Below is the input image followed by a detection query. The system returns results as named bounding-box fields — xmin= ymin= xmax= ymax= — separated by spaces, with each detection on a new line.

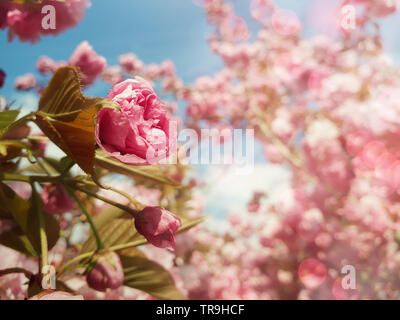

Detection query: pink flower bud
xmin=87 ymin=251 xmax=124 ymax=292
xmin=95 ymin=78 xmax=176 ymax=165
xmin=29 ymin=290 xmax=84 ymax=300
xmin=41 ymin=184 xmax=75 ymax=215
xmin=134 ymin=206 xmax=182 ymax=250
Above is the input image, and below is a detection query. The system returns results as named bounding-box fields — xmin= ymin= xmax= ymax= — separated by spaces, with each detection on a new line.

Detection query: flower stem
xmin=57 ymin=252 xmax=94 ymax=276
xmin=57 ymin=240 xmax=146 ymax=277
xmin=0 ymin=268 xmax=33 ymax=278
xmin=60 ymin=162 xmax=75 ymax=178
xmin=73 ymin=185 xmax=139 ymax=217
xmin=34 ymin=156 xmax=51 ymax=176
xmin=76 ymin=179 xmax=143 ymax=210
xmin=0 ymin=173 xmax=61 ymax=183
xmin=64 ymin=185 xmax=104 ymax=251
xmin=108 ymin=240 xmax=147 ymax=252
xmin=32 ymin=183 xmax=48 ymax=274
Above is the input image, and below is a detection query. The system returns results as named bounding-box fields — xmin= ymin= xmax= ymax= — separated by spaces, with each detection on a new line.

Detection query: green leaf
xmin=0 ymin=184 xmax=38 ymax=256
xmin=34 ymin=67 xmax=107 ymax=175
xmin=26 ymin=205 xmax=60 ymax=254
xmin=0 ymin=143 xmax=7 ymax=156
xmin=0 ymin=110 xmax=20 ymax=137
xmin=37 ymin=67 xmax=99 ymax=116
xmin=81 ymin=208 xmax=137 ymax=253
xmin=20 ymin=157 xmax=74 ymax=176
xmin=0 ymin=182 xmax=30 ymax=232
xmin=120 ymin=248 xmax=186 ymax=300
xmin=0 ymin=140 xmax=33 ymax=162
xmin=0 ymin=231 xmax=38 ymax=257
xmin=19 ymin=158 xmax=59 ymax=176
xmin=179 ymin=215 xmax=209 ymax=233
xmin=0 ymin=182 xmax=60 ymax=253
xmin=95 ymin=149 xmax=180 ymax=187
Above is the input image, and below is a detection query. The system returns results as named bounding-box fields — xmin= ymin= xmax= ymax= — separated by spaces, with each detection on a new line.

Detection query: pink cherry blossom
xmin=3 ymin=0 xmax=400 ymax=301
xmin=250 ymin=0 xmax=275 ymax=23
xmin=298 ymin=259 xmax=327 ymax=289
xmin=6 ymin=181 xmax=31 ymax=200
xmin=145 ymin=64 xmax=163 ymax=79
xmin=331 ymin=277 xmax=359 ymax=300
xmin=69 ymin=41 xmax=107 ymax=85
xmin=348 ymin=0 xmax=399 ymax=17
xmin=160 ymin=60 xmax=176 ymax=77
xmin=14 ymin=73 xmax=36 ymax=90
xmin=271 ymin=9 xmax=301 ymax=36
xmin=36 ymin=56 xmax=58 ymax=75
xmin=119 ymin=53 xmax=144 ymax=74
xmin=41 ymin=184 xmax=75 ymax=215
xmin=0 ymin=0 xmax=89 ymax=43
xmin=0 ymin=245 xmax=36 ymax=300
xmin=95 ymin=78 xmax=175 ymax=165
xmin=101 ymin=66 xmax=124 ymax=86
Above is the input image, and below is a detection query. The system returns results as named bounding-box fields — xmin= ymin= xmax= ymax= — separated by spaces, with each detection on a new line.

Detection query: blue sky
xmin=1 ymin=0 xmax=400 ymax=218
xmin=0 ymin=0 xmax=221 ymax=97
xmin=1 ymin=0 xmax=400 ymax=97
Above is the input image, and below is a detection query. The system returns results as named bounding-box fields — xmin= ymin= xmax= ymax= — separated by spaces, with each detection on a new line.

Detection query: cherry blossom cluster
xmin=161 ymin=0 xmax=400 ymax=300
xmin=3 ymin=0 xmax=400 ymax=300
xmin=0 ymin=0 xmax=89 ymax=43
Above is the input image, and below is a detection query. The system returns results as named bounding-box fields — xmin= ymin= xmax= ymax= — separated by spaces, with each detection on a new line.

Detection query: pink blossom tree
xmin=1 ymin=0 xmax=400 ymax=300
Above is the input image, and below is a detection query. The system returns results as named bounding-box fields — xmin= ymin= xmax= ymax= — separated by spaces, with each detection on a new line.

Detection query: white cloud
xmin=199 ymin=163 xmax=291 ymax=217
xmin=11 ymin=92 xmax=39 ymax=114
